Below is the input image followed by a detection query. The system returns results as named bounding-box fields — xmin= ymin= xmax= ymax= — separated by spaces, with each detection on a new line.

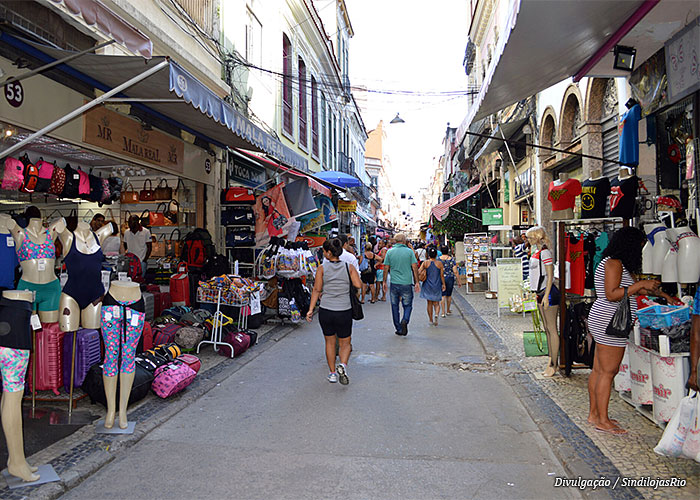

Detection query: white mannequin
xmin=103 ymin=281 xmax=141 ymax=430
xmin=619 ymin=167 xmax=633 ymax=179
xmin=642 ymin=223 xmax=669 ymax=275
xmin=526 ymin=226 xmax=559 ymax=377
xmin=58 ymin=221 xmax=113 ymax=332
xmin=662 ymin=228 xmax=680 ymax=283
xmin=589 ymin=167 xmax=603 ymax=181
xmin=1 ymin=289 xmax=39 ymax=482
xmin=674 ymin=226 xmax=700 ymax=284
xmin=551 ymin=172 xmax=575 ymax=220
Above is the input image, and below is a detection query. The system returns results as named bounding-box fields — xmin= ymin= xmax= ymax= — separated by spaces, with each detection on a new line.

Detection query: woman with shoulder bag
xmin=306 ymin=238 xmax=362 ymax=385
xmin=418 ymin=246 xmax=446 ymax=326
xmin=359 ymin=242 xmax=378 ymax=304
xmin=587 ymin=227 xmax=660 ymax=435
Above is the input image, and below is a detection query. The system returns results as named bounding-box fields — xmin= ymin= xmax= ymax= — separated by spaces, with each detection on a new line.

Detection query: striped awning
xmin=431 ymin=183 xmax=482 ymax=221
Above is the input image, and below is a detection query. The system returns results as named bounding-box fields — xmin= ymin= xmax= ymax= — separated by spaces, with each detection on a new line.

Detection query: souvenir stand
xmin=462 ymin=232 xmax=488 ymax=292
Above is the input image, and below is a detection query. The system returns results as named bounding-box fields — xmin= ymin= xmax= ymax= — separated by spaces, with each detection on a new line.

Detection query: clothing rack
xmin=556 ymin=217 xmax=627 ymax=375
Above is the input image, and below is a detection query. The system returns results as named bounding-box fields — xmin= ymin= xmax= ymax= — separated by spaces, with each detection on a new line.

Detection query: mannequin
xmin=581 ymin=167 xmax=610 ymax=219
xmin=526 ymin=226 xmax=559 ymax=377
xmin=662 ymin=228 xmax=679 ymax=283
xmin=642 ymin=223 xmax=669 ymax=275
xmin=1 ymin=289 xmax=39 ymax=482
xmin=548 ymin=172 xmax=581 ymax=220
xmin=59 ymin=221 xmax=114 ymax=332
xmin=674 ymin=226 xmax=700 ymax=283
xmin=0 ymin=209 xmax=66 ymax=322
xmin=101 ymin=281 xmax=143 ymax=429
xmin=609 ymin=167 xmax=638 ymax=219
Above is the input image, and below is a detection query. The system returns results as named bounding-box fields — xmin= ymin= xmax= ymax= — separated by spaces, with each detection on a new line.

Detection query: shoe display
xmin=328 ymin=372 xmax=338 ymax=383
xmin=336 ymin=363 xmax=349 ymax=385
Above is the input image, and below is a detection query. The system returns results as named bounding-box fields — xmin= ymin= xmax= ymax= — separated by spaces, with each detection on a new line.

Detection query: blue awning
xmin=1 ymin=33 xmax=308 ymax=171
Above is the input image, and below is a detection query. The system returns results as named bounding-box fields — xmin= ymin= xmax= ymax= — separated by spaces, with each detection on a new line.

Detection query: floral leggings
xmin=100 ymin=299 xmax=145 ymax=377
xmin=0 ymin=347 xmax=30 ymax=392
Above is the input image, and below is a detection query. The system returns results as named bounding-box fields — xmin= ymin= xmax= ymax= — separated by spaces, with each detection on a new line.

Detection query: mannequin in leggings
xmin=100 ymin=281 xmax=144 ymax=429
xmin=0 ymin=290 xmax=39 ymax=482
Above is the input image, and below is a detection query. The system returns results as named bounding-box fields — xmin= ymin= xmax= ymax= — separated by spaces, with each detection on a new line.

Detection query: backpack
xmin=124 ymin=252 xmax=143 ymax=282
xmin=20 ymin=160 xmax=39 ymax=193
xmin=181 ymin=228 xmax=215 ymax=269
xmin=359 ymin=255 xmax=369 ymax=272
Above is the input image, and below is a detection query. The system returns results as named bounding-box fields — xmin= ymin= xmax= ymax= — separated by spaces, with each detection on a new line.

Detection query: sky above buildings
xmin=349 ymin=0 xmax=469 ymax=214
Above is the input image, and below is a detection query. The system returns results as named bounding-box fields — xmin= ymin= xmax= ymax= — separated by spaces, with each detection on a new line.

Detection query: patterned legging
xmin=0 ymin=347 xmax=30 ymax=392
xmin=100 ymin=303 xmax=145 ymax=377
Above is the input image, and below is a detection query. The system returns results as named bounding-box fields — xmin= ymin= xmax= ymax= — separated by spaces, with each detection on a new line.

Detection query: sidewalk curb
xmin=8 ymin=323 xmax=297 ymax=500
xmin=452 ymin=289 xmax=642 ymax=500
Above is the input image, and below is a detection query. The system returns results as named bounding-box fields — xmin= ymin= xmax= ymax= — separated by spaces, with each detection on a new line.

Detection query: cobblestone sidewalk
xmin=453 ymin=288 xmax=700 ymax=500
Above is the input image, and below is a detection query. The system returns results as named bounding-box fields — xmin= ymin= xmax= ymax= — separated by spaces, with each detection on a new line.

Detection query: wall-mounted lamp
xmin=390 ymin=113 xmax=405 ymax=124
xmin=613 ymin=45 xmax=636 ymax=71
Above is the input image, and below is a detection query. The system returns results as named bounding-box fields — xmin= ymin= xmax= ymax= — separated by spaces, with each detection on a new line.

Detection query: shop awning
xmin=474 ymin=118 xmax=527 ymax=160
xmin=457 ymin=0 xmax=650 ymax=142
xmin=431 ymin=183 xmax=482 ymax=221
xmin=0 ymin=33 xmax=308 ymax=171
xmin=48 ymin=0 xmax=153 ymax=58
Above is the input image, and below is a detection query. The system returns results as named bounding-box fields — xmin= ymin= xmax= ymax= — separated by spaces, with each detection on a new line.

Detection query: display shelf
xmin=556 ymin=217 xmax=625 ymax=225
xmin=224 ymin=225 xmax=255 ymax=228
xmin=618 ymin=390 xmax=660 ymax=426
xmin=120 ymin=200 xmax=190 ymax=205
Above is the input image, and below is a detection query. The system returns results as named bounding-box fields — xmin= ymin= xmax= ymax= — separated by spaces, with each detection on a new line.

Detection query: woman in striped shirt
xmin=587 ymin=227 xmax=660 ymax=435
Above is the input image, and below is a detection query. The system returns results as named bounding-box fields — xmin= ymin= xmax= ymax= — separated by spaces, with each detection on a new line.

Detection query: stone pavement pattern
xmin=61 ymin=296 xmax=576 ymax=500
xmin=454 ymin=289 xmax=700 ymax=500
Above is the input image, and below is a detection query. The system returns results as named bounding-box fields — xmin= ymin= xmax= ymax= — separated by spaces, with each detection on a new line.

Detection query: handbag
xmin=164 ymin=200 xmax=179 ymax=226
xmin=418 ymin=263 xmax=427 ymax=282
xmin=35 ymin=160 xmax=54 ymax=193
xmin=2 ymin=157 xmax=25 ymax=191
xmin=140 ymin=179 xmax=155 ymax=201
xmin=62 ymin=163 xmax=80 ymax=198
xmin=149 ymin=204 xmax=166 ymax=227
xmin=154 ymin=178 xmax=172 ymax=200
xmin=121 ymin=182 xmax=139 ymax=204
xmin=605 ymin=286 xmax=632 ymax=339
xmin=166 ymin=229 xmax=181 ymax=256
xmin=140 ymin=209 xmax=151 ymax=228
xmin=49 ymin=163 xmax=66 ymax=196
xmin=151 ymin=234 xmax=166 ymax=257
xmin=345 ymin=263 xmax=364 ymax=320
xmin=175 ymin=178 xmax=190 ymax=203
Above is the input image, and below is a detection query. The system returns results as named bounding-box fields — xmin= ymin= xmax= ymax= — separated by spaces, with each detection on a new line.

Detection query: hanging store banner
xmin=665 ymin=18 xmax=700 ymax=104
xmin=338 ymin=200 xmax=357 ymax=212
xmin=83 ymin=106 xmax=184 ymax=172
xmin=227 ymin=151 xmax=266 ymax=188
xmin=253 ymin=183 xmax=292 ymax=247
xmin=482 ymin=208 xmax=503 ymax=225
xmin=296 ymin=195 xmax=337 ymax=233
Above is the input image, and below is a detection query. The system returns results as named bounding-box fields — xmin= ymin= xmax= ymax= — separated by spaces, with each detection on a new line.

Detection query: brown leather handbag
xmin=149 ymin=204 xmax=166 ymax=226
xmin=121 ymin=182 xmax=138 ymax=204
xmin=165 ymin=228 xmax=181 ymax=256
xmin=151 ymin=234 xmax=166 ymax=257
xmin=154 ymin=178 xmax=172 ymax=200
xmin=163 ymin=200 xmax=179 ymax=226
xmin=139 ymin=179 xmax=155 ymax=201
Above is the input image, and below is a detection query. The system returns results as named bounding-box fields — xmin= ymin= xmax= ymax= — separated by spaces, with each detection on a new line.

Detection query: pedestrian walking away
xmin=438 ymin=245 xmax=458 ymax=317
xmin=419 ymin=246 xmax=446 ymax=326
xmin=375 ymin=240 xmax=389 ymax=301
xmin=587 ymin=227 xmax=659 ymax=435
xmin=383 ymin=233 xmax=420 ymax=336
xmin=307 ymin=238 xmax=363 ymax=385
xmin=359 ymin=242 xmax=377 ymax=303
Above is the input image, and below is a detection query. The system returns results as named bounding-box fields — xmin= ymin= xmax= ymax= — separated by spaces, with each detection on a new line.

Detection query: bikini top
xmin=17 ymin=229 xmax=56 ymax=261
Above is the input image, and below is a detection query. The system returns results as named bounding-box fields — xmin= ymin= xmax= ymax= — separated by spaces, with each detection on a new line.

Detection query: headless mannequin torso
xmin=674 ymin=226 xmax=700 ymax=284
xmin=642 ymin=223 xmax=669 ymax=275
xmin=551 ymin=172 xmax=575 ymax=220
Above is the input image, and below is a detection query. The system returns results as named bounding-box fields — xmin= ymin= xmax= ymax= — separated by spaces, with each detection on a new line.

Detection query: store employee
xmin=123 ymin=215 xmax=152 ymax=275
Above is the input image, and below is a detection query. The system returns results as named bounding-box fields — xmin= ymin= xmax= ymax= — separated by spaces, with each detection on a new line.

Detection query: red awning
xmin=431 ymin=183 xmax=482 ymax=221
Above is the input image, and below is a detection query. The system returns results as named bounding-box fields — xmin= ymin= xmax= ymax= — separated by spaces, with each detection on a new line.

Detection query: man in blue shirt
xmin=383 ymin=233 xmax=420 ymax=336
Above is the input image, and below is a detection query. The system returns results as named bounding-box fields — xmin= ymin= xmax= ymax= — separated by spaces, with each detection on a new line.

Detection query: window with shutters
xmin=298 ymin=57 xmax=307 ymax=150
xmin=311 ymin=76 xmax=319 ymax=158
xmin=282 ymin=34 xmax=293 ymax=138
xmin=321 ymin=92 xmax=327 ymax=167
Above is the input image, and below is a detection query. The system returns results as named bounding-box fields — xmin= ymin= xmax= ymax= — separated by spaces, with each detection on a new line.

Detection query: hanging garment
xmin=580 ymin=177 xmax=611 ymax=219
xmin=609 ymin=176 xmax=638 ymax=219
xmin=566 ymin=234 xmax=585 ymax=296
xmin=593 ymin=232 xmax=609 ymax=271
xmin=619 ymin=104 xmax=641 ymax=166
xmin=0 ymin=233 xmax=18 ymax=289
xmin=548 ymin=179 xmax=582 ymax=212
xmin=583 ymin=233 xmax=598 ymax=290
xmin=564 ymin=302 xmax=596 ymax=376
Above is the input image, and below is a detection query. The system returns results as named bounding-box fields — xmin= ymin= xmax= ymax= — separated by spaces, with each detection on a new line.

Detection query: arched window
xmin=282 ymin=34 xmax=293 ymax=136
xmin=298 ymin=56 xmax=307 ymax=148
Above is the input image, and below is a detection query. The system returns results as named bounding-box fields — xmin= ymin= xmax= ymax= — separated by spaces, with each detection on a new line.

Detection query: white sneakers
xmin=328 ymin=372 xmax=338 ymax=383
xmin=336 ymin=363 xmax=349 ymax=385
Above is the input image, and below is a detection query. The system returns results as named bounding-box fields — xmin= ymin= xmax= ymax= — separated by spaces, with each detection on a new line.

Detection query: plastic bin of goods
xmin=636 ymin=305 xmax=690 ymax=329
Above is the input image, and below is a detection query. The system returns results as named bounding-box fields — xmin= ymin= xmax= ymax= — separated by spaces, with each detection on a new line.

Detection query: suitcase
xmin=178 ymin=353 xmax=201 ymax=373
xmin=153 ymin=323 xmax=182 ymax=346
xmin=170 ymin=263 xmax=190 ymax=306
xmin=142 ymin=292 xmax=155 ymax=322
xmin=145 ymin=285 xmax=163 ymax=318
xmin=218 ymin=330 xmax=250 ymax=358
xmin=151 ymin=360 xmax=197 ymax=398
xmin=137 ymin=321 xmax=154 ymax=354
xmin=27 ymin=322 xmax=65 ymax=396
xmin=244 ymin=330 xmax=258 ymax=347
xmin=62 ymin=329 xmax=101 ymax=392
xmin=161 ymin=291 xmax=172 ymax=311
xmin=82 ymin=363 xmax=154 ymax=407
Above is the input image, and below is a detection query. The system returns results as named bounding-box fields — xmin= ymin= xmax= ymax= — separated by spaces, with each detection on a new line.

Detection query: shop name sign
xmin=83 ymin=107 xmax=184 ymax=172
xmin=227 ymin=152 xmax=266 ymax=188
xmin=232 ymin=114 xmax=308 ymax=172
xmin=338 ymin=200 xmax=357 ymax=212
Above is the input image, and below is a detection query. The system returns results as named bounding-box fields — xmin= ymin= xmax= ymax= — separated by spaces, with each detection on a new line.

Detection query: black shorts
xmin=319 ymin=308 xmax=353 ymax=339
xmin=361 ymin=270 xmax=375 ymax=284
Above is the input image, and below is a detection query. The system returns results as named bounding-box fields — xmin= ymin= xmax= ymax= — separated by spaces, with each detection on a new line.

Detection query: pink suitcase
xmin=27 ymin=322 xmax=65 ymax=395
xmin=151 ymin=360 xmax=196 ymax=398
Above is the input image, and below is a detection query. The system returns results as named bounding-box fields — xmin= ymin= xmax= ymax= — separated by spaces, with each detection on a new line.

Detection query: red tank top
xmin=566 ymin=234 xmax=585 ymax=296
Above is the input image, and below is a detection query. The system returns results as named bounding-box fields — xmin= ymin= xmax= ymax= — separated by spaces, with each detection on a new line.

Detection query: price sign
xmin=4 ymin=81 xmax=24 ymax=108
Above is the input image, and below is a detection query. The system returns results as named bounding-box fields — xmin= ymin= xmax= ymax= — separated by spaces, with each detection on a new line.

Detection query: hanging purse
xmin=149 ymin=204 xmax=166 ymax=227
xmin=107 ymin=177 xmax=123 ymax=204
xmin=345 ymin=263 xmax=364 ymax=320
xmin=140 ymin=209 xmax=151 ymax=228
xmin=62 ymin=163 xmax=81 ymax=198
xmin=121 ymin=182 xmax=139 ymax=204
xmin=164 ymin=200 xmax=179 ymax=226
xmin=151 ymin=234 xmax=166 ymax=257
xmin=166 ymin=229 xmax=181 ymax=256
xmin=121 ymin=210 xmax=132 ymax=234
xmin=605 ymin=286 xmax=632 ymax=338
xmin=35 ymin=160 xmax=54 ymax=193
xmin=140 ymin=179 xmax=155 ymax=201
xmin=49 ymin=163 xmax=66 ymax=196
xmin=154 ymin=178 xmax=172 ymax=200
xmin=87 ymin=172 xmax=103 ymax=202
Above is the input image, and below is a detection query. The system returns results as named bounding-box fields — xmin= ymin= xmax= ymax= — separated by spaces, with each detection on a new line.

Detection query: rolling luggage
xmin=62 ymin=329 xmax=101 ymax=392
xmin=217 ymin=330 xmax=250 ymax=358
xmin=153 ymin=323 xmax=182 ymax=346
xmin=27 ymin=322 xmax=65 ymax=396
xmin=178 ymin=353 xmax=201 ymax=373
xmin=82 ymin=363 xmax=154 ymax=407
xmin=170 ymin=263 xmax=190 ymax=306
xmin=161 ymin=291 xmax=172 ymax=311
xmin=137 ymin=321 xmax=154 ymax=354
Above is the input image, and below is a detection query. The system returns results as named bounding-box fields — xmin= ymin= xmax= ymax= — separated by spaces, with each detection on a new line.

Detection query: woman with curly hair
xmin=587 ymin=227 xmax=660 ymax=435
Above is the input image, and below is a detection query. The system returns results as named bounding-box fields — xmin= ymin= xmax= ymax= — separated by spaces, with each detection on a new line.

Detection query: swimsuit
xmin=17 ymin=229 xmax=56 ymax=261
xmin=16 ymin=279 xmax=61 ymax=312
xmin=62 ymin=232 xmax=105 ymax=309
xmin=100 ymin=293 xmax=145 ymax=377
xmin=0 ymin=298 xmax=33 ymax=392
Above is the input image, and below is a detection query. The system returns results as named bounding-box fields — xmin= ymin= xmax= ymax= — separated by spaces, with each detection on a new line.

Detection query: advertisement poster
xmin=297 ymin=195 xmax=337 ymax=233
xmin=254 ymin=183 xmax=292 ymax=247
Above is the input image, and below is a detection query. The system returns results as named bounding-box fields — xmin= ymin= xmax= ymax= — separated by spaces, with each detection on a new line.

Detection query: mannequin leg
xmin=538 ymin=302 xmax=560 ymax=377
xmin=102 ymin=375 xmax=117 ymax=429
xmin=118 ymin=372 xmax=135 ymax=429
xmin=2 ymin=392 xmax=39 ymax=482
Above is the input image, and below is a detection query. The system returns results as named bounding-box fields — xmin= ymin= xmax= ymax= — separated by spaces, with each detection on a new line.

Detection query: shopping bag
xmin=523 ymin=330 xmax=548 ymax=357
xmin=654 ymin=390 xmax=697 ymax=458
xmin=680 ymin=391 xmax=700 ymax=462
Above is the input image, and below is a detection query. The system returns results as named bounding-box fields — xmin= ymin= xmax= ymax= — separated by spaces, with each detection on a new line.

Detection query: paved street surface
xmin=62 ymin=295 xmax=576 ymax=500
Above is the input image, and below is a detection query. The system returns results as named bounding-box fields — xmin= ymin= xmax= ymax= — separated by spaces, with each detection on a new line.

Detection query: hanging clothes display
xmin=547 ymin=179 xmax=581 ymax=212
xmin=609 ymin=176 xmax=638 ymax=218
xmin=566 ymin=234 xmax=585 ymax=296
xmin=580 ymin=177 xmax=611 ymax=219
xmin=593 ymin=231 xmax=609 ymax=272
xmin=619 ymin=103 xmax=641 ymax=166
xmin=0 ymin=234 xmax=18 ymax=290
xmin=563 ymin=301 xmax=596 ymax=376
xmin=583 ymin=232 xmax=598 ymax=290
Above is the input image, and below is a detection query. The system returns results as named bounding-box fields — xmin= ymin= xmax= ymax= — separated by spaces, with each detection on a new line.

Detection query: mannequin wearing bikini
xmin=642 ymin=223 xmax=669 ymax=275
xmin=58 ymin=221 xmax=114 ymax=332
xmin=526 ymin=227 xmax=560 ymax=377
xmin=0 ymin=210 xmax=66 ymax=323
xmin=1 ymin=289 xmax=39 ymax=482
xmin=102 ymin=281 xmax=143 ymax=429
